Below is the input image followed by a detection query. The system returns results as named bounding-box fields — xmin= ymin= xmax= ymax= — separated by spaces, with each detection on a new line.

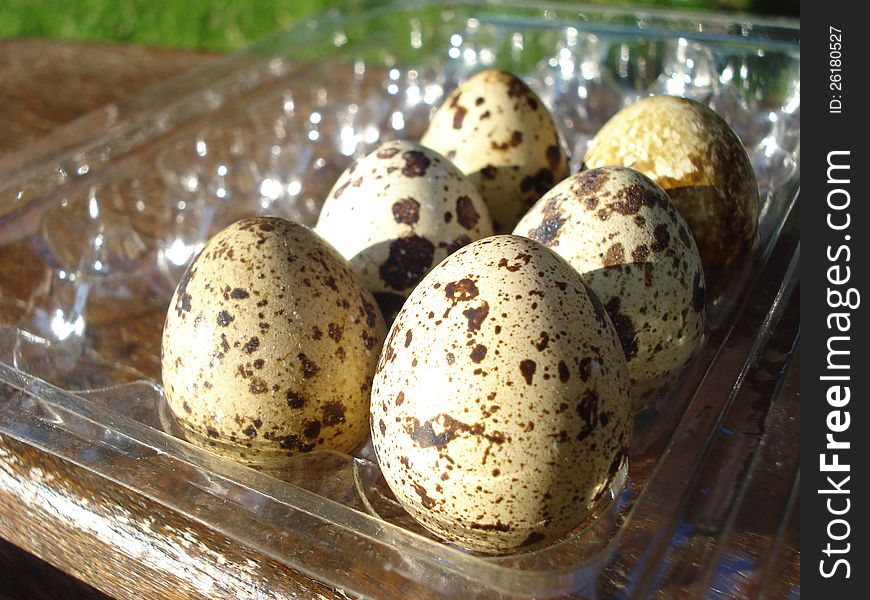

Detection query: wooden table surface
xmin=0 ymin=38 xmax=214 ymax=599
xmin=0 ymin=37 xmax=800 ymax=600
xmin=0 ymin=39 xmax=216 ymax=156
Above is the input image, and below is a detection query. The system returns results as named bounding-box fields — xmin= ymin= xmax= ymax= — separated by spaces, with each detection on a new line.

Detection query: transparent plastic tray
xmin=0 ymin=1 xmax=799 ymax=597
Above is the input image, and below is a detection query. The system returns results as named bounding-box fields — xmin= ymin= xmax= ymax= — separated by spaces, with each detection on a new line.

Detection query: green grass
xmin=0 ymin=0 xmax=338 ymax=50
xmin=0 ymin=0 xmax=798 ymax=51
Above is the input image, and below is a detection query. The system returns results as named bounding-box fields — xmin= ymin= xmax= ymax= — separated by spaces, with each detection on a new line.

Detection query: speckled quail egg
xmin=161 ymin=217 xmax=386 ymax=471
xmin=420 ymin=70 xmax=570 ymax=234
xmin=514 ymin=167 xmax=706 ymax=411
xmin=370 ymin=235 xmax=632 ymax=554
xmin=316 ymin=141 xmax=494 ymax=323
xmin=582 ymin=95 xmax=758 ymax=274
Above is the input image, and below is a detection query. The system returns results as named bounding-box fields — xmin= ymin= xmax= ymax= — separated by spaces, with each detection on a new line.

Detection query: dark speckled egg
xmin=370 ymin=235 xmax=631 ymax=554
xmin=316 ymin=141 xmax=493 ymax=323
xmin=514 ymin=167 xmax=706 ymax=412
xmin=161 ymin=217 xmax=386 ymax=471
xmin=421 ymin=70 xmax=570 ymax=234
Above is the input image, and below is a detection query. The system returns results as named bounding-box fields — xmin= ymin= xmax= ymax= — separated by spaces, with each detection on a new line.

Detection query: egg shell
xmin=370 ymin=235 xmax=631 ymax=554
xmin=514 ymin=167 xmax=706 ymax=411
xmin=161 ymin=217 xmax=386 ymax=469
xmin=316 ymin=141 xmax=494 ymax=322
xmin=582 ymin=95 xmax=758 ymax=274
xmin=420 ymin=70 xmax=570 ymax=234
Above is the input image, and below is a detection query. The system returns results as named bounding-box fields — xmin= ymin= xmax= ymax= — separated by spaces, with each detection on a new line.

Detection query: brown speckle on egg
xmin=520 ymin=168 xmax=555 ymax=197
xmin=378 ymin=236 xmax=435 ymax=291
xmin=402 ymin=150 xmax=431 ymax=177
xmin=452 ymin=106 xmax=467 ymax=129
xmin=377 ymin=147 xmax=400 ymax=159
xmin=392 ymin=198 xmax=420 ymax=225
xmin=462 ymin=301 xmax=489 ymax=331
xmin=455 ymin=196 xmax=480 ymax=229
xmin=518 ymin=359 xmax=536 ymax=385
xmin=526 ymin=199 xmax=567 ymax=246
xmin=470 ymin=344 xmax=487 ymax=363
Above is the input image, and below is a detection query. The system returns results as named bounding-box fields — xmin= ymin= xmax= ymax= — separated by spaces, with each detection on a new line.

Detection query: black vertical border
xmin=802 ymin=2 xmax=868 ymax=597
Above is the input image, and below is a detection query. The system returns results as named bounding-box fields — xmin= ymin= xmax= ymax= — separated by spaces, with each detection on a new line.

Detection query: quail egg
xmin=161 ymin=217 xmax=386 ymax=471
xmin=316 ymin=141 xmax=493 ymax=322
xmin=421 ymin=70 xmax=570 ymax=234
xmin=514 ymin=167 xmax=706 ymax=411
xmin=582 ymin=95 xmax=758 ymax=273
xmin=370 ymin=235 xmax=631 ymax=553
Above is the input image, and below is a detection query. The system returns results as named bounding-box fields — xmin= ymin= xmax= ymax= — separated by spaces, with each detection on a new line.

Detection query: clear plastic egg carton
xmin=0 ymin=1 xmax=799 ymax=598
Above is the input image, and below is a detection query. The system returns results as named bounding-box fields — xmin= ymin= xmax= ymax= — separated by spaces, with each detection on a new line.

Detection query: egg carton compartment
xmin=0 ymin=2 xmax=799 ymax=598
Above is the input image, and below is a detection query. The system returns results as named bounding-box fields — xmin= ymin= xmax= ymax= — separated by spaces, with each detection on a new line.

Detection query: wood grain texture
xmin=0 ymin=434 xmax=349 ymax=600
xmin=0 ymin=39 xmax=217 ymax=156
